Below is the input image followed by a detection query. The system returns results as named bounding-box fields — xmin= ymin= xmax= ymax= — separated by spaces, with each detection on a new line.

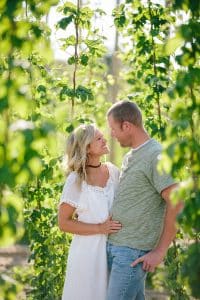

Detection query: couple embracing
xmin=58 ymin=101 xmax=182 ymax=300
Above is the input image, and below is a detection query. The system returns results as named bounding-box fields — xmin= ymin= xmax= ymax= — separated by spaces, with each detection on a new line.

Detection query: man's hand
xmin=130 ymin=249 xmax=165 ymax=272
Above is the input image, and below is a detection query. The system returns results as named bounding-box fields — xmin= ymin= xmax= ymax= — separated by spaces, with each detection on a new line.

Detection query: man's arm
xmin=131 ymin=184 xmax=183 ymax=272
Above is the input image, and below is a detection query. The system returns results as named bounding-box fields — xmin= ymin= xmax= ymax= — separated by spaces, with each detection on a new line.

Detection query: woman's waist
xmin=70 ymin=234 xmax=108 ymax=249
xmin=78 ymin=215 xmax=109 ymax=224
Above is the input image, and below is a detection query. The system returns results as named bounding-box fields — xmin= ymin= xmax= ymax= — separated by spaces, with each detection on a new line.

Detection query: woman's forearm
xmin=58 ymin=215 xmax=122 ymax=235
xmin=59 ymin=219 xmax=101 ymax=235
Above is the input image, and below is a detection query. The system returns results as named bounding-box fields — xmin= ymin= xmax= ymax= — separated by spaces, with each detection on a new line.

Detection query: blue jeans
xmin=106 ymin=242 xmax=149 ymax=300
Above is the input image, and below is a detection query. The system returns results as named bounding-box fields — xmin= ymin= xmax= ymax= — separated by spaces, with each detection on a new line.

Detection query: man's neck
xmin=131 ymin=131 xmax=151 ymax=149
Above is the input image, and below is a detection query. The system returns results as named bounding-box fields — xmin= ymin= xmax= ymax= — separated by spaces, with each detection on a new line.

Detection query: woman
xmin=58 ymin=124 xmax=121 ymax=300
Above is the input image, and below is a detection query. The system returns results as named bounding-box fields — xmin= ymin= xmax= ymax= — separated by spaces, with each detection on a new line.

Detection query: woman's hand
xmin=98 ymin=216 xmax=122 ymax=234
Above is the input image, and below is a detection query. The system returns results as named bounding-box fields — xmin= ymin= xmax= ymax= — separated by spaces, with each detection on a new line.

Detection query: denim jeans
xmin=106 ymin=242 xmax=149 ymax=300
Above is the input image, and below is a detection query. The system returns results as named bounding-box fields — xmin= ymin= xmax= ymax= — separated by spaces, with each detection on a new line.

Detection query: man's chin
xmin=118 ymin=140 xmax=131 ymax=147
xmin=119 ymin=142 xmax=127 ymax=147
xmin=115 ymin=139 xmax=128 ymax=147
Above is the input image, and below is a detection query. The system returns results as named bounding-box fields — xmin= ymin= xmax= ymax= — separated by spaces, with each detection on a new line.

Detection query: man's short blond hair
xmin=107 ymin=101 xmax=143 ymax=127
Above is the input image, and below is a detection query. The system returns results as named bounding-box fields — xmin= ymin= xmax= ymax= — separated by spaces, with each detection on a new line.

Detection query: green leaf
xmin=80 ymin=54 xmax=89 ymax=66
xmin=57 ymin=2 xmax=77 ymax=14
xmin=112 ymin=4 xmax=126 ymax=29
xmin=37 ymin=84 xmax=46 ymax=93
xmin=60 ymin=35 xmax=76 ymax=48
xmin=75 ymin=85 xmax=94 ymax=102
xmin=65 ymin=124 xmax=74 ymax=133
xmin=57 ymin=16 xmax=73 ymax=30
xmin=165 ymin=34 xmax=184 ymax=55
xmin=67 ymin=56 xmax=78 ymax=65
xmin=60 ymin=86 xmax=75 ymax=100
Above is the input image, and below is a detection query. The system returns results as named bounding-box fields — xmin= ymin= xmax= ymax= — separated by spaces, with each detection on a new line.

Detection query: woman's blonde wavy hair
xmin=66 ymin=124 xmax=97 ymax=183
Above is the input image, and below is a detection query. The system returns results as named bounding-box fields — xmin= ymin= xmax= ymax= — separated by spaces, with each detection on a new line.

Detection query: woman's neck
xmin=87 ymin=156 xmax=101 ymax=166
xmin=86 ymin=156 xmax=102 ymax=173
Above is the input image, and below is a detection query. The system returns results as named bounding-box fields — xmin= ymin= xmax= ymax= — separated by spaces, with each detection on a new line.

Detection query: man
xmin=106 ymin=101 xmax=183 ymax=300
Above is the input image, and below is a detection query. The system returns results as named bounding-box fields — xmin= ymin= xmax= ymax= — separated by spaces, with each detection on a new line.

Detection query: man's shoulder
xmin=147 ymin=138 xmax=161 ymax=149
xmin=147 ymin=139 xmax=162 ymax=155
xmin=131 ymin=139 xmax=162 ymax=161
xmin=139 ymin=140 xmax=162 ymax=170
xmin=121 ymin=140 xmax=163 ymax=171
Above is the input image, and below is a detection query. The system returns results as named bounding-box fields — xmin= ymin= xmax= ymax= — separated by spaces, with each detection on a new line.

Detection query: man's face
xmin=108 ymin=115 xmax=132 ymax=147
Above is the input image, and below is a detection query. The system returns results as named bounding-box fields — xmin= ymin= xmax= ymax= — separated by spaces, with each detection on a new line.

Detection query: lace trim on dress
xmin=82 ymin=162 xmax=114 ymax=192
xmin=82 ymin=174 xmax=112 ymax=192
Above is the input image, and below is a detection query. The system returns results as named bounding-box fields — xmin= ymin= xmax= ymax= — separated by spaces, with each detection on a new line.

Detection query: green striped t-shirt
xmin=108 ymin=139 xmax=175 ymax=250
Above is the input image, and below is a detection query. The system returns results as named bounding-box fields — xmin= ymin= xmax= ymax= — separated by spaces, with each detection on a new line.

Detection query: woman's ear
xmin=86 ymin=145 xmax=90 ymax=154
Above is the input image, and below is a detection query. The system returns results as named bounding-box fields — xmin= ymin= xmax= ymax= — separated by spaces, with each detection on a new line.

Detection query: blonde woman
xmin=58 ymin=124 xmax=121 ymax=300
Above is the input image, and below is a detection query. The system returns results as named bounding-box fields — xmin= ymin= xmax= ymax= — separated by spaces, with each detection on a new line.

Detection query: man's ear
xmin=122 ymin=121 xmax=132 ymax=131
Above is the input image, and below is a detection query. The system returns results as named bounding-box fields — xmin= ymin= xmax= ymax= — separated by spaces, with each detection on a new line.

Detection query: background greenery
xmin=0 ymin=0 xmax=199 ymax=299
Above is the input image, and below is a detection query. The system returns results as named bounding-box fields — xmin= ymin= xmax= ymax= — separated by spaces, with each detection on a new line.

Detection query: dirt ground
xmin=0 ymin=245 xmax=29 ymax=271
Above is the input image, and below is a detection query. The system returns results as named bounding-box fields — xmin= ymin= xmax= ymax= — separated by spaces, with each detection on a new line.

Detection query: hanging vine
xmin=113 ymin=0 xmax=173 ymax=139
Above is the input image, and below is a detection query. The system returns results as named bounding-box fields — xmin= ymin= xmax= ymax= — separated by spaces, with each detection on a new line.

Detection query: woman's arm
xmin=58 ymin=203 xmax=122 ymax=235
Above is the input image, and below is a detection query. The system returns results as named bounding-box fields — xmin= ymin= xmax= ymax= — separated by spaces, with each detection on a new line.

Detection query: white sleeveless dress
xmin=60 ymin=162 xmax=119 ymax=300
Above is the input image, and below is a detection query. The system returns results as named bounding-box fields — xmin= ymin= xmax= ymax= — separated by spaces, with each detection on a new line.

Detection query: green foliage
xmin=56 ymin=1 xmax=106 ymax=112
xmin=113 ymin=0 xmax=173 ymax=140
xmin=0 ymin=273 xmax=23 ymax=300
xmin=75 ymin=85 xmax=94 ymax=101
xmin=1 ymin=0 xmax=199 ymax=298
xmin=164 ymin=240 xmax=190 ymax=299
xmin=181 ymin=242 xmax=200 ymax=299
xmin=0 ymin=0 xmax=59 ymax=244
xmin=0 ymin=0 xmax=109 ymax=298
xmin=163 ymin=0 xmax=200 ymax=234
xmin=0 ymin=0 xmax=62 ymax=298
xmin=112 ymin=4 xmax=127 ymax=29
xmin=22 ymin=173 xmax=70 ymax=299
xmin=162 ymin=3 xmax=200 ymax=296
xmin=0 ymin=191 xmax=24 ymax=246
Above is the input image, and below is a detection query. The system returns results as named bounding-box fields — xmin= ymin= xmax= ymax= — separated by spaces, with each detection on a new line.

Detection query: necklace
xmin=86 ymin=162 xmax=101 ymax=168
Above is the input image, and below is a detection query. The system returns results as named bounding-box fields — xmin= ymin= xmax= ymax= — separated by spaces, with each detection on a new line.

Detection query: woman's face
xmin=87 ymin=130 xmax=109 ymax=157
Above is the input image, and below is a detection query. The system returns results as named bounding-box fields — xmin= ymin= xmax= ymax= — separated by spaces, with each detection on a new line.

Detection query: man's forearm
xmin=131 ymin=185 xmax=184 ymax=272
xmin=155 ymin=184 xmax=184 ymax=255
xmin=154 ymin=202 xmax=182 ymax=256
